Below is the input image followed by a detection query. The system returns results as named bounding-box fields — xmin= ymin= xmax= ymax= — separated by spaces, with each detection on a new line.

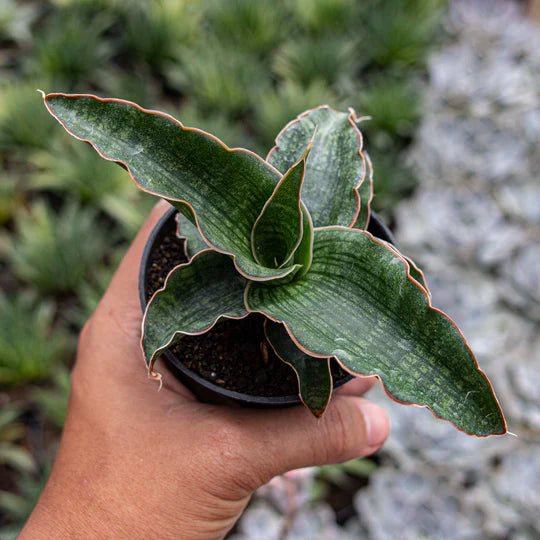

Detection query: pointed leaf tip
xmin=43 ymin=93 xmax=294 ymax=281
xmin=249 ymin=227 xmax=506 ymax=436
xmin=267 ymin=106 xmax=370 ymax=228
xmin=251 ymin=158 xmax=306 ymax=269
xmin=265 ymin=319 xmax=332 ymax=417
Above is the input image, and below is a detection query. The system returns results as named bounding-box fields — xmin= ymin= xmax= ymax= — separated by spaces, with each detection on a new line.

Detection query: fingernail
xmin=359 ymin=401 xmax=389 ymax=447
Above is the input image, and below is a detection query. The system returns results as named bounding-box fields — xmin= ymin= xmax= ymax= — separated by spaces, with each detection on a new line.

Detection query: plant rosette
xmin=41 ymin=92 xmax=507 ymax=437
xmin=138 ymin=205 xmax=395 ymax=408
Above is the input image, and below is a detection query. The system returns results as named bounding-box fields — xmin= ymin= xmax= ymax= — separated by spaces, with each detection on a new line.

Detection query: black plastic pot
xmin=139 ymin=206 xmax=395 ymax=407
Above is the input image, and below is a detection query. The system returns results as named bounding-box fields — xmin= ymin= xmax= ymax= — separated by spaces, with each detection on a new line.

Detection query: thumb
xmin=228 ymin=394 xmax=389 ymax=490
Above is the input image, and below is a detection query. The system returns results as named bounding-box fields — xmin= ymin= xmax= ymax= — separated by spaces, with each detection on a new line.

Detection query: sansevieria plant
xmin=41 ymin=92 xmax=506 ymax=437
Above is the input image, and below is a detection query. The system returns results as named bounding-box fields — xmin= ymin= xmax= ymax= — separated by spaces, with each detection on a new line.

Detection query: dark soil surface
xmin=144 ymin=212 xmax=347 ymax=397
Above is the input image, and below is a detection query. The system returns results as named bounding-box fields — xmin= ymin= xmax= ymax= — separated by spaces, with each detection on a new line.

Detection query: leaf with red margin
xmin=376 ymin=238 xmax=431 ymax=299
xmin=42 ymin=93 xmax=299 ymax=281
xmin=142 ymin=250 xmax=248 ymax=373
xmin=246 ymin=227 xmax=506 ymax=436
xmin=267 ymin=106 xmax=371 ymax=228
xmin=265 ymin=319 xmax=332 ymax=418
xmin=251 ymin=157 xmax=305 ymax=269
xmin=292 ymin=203 xmax=314 ymax=279
xmin=404 ymin=255 xmax=430 ymax=297
xmin=352 ymin=150 xmax=374 ymax=230
xmin=175 ymin=212 xmax=209 ymax=260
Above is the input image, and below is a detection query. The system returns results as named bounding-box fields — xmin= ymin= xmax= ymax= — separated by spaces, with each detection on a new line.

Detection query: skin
xmin=21 ymin=201 xmax=389 ymax=540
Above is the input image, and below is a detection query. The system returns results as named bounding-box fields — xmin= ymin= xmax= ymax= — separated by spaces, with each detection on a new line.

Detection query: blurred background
xmin=0 ymin=0 xmax=538 ymax=538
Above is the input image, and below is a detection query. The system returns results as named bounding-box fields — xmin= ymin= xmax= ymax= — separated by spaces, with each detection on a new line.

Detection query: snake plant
xmin=41 ymin=92 xmax=506 ymax=436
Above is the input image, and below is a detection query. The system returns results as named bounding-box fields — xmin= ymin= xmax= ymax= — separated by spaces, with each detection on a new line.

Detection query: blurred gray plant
xmin=348 ymin=1 xmax=540 ymax=538
xmin=354 ymin=467 xmax=525 ymax=540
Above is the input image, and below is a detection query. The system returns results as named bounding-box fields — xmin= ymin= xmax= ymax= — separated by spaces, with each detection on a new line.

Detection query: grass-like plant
xmin=273 ymin=36 xmax=355 ymax=88
xmin=0 ymin=292 xmax=69 ymax=385
xmin=33 ymin=367 xmax=71 ymax=429
xmin=5 ymin=200 xmax=112 ymax=294
xmin=255 ymin=80 xmax=338 ymax=149
xmin=29 ymin=138 xmax=131 ymax=205
xmin=0 ymin=405 xmax=36 ymax=474
xmin=0 ymin=81 xmax=57 ymax=152
xmin=207 ymin=0 xmax=286 ymax=56
xmin=292 ymin=0 xmax=358 ymax=36
xmin=356 ymin=75 xmax=420 ymax=136
xmin=359 ymin=0 xmax=445 ymax=68
xmin=0 ymin=174 xmax=21 ymax=225
xmin=0 ymin=465 xmax=50 ymax=539
xmin=41 ymin=92 xmax=506 ymax=436
xmin=173 ymin=44 xmax=271 ymax=115
xmin=68 ymin=250 xmax=123 ymax=327
xmin=121 ymin=0 xmax=201 ymax=71
xmin=28 ymin=9 xmax=114 ymax=90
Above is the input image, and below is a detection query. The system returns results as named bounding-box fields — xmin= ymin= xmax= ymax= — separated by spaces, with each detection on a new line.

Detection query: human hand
xmin=21 ymin=201 xmax=389 ymax=540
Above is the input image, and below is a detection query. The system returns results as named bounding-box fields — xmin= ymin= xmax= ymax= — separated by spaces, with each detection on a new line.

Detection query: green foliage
xmin=369 ymin=149 xmax=418 ymax=215
xmin=172 ymin=45 xmax=271 ymax=115
xmin=292 ymin=0 xmax=358 ymax=36
xmin=0 ymin=466 xmax=50 ymax=539
xmin=27 ymin=8 xmax=114 ymax=89
xmin=273 ymin=36 xmax=354 ymax=88
xmin=0 ymin=405 xmax=36 ymax=474
xmin=359 ymin=0 xmax=446 ymax=68
xmin=33 ymin=367 xmax=71 ymax=429
xmin=0 ymin=81 xmax=57 ymax=152
xmin=44 ymin=94 xmax=505 ymax=436
xmin=5 ymin=200 xmax=112 ymax=294
xmin=207 ymin=0 xmax=286 ymax=56
xmin=100 ymin=190 xmax=156 ymax=240
xmin=100 ymin=69 xmax=156 ymax=109
xmin=68 ymin=250 xmax=123 ymax=327
xmin=0 ymin=292 xmax=69 ymax=385
xmin=174 ymin=102 xmax=251 ymax=149
xmin=266 ymin=320 xmax=331 ymax=416
xmin=357 ymin=76 xmax=421 ymax=136
xmin=29 ymin=139 xmax=132 ymax=206
xmin=0 ymin=174 xmax=21 ymax=225
xmin=312 ymin=457 xmax=377 ymax=500
xmin=255 ymin=81 xmax=338 ymax=150
xmin=0 ymin=0 xmax=457 ymax=523
xmin=121 ymin=0 xmax=202 ymax=70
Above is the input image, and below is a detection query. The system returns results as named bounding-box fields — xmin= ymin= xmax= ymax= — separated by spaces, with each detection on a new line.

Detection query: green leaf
xmin=376 ymin=236 xmax=430 ymax=297
xmin=404 ymin=255 xmax=430 ymax=295
xmin=266 ymin=202 xmax=315 ymax=287
xmin=293 ymin=203 xmax=315 ymax=278
xmin=265 ymin=319 xmax=331 ymax=418
xmin=175 ymin=212 xmax=208 ymax=260
xmin=142 ymin=250 xmax=248 ymax=373
xmin=246 ymin=227 xmax=506 ymax=436
xmin=267 ymin=106 xmax=371 ymax=228
xmin=0 ymin=443 xmax=36 ymax=473
xmin=251 ymin=157 xmax=305 ymax=268
xmin=43 ymin=93 xmax=298 ymax=281
xmin=353 ymin=150 xmax=373 ymax=230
